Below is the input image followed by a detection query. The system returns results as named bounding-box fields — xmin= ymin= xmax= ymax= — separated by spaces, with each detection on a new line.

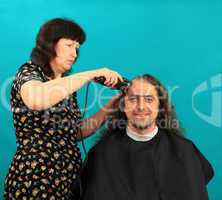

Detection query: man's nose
xmin=137 ymin=98 xmax=146 ymax=111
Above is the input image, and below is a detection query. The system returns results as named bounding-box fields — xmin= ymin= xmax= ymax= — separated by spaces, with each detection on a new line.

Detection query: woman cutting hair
xmin=4 ymin=18 xmax=123 ymax=199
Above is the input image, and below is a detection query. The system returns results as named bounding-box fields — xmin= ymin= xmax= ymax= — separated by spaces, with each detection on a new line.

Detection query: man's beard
xmin=130 ymin=118 xmax=155 ymax=130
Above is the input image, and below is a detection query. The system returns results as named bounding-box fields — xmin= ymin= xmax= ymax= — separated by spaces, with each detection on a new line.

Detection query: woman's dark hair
xmin=31 ymin=18 xmax=86 ymax=78
xmin=102 ymin=74 xmax=184 ymax=138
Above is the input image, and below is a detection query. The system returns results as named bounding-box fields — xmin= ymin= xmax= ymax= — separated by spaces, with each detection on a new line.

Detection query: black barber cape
xmin=80 ymin=129 xmax=214 ymax=200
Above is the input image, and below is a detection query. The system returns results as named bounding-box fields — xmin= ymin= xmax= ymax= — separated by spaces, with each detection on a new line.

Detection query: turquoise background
xmin=0 ymin=0 xmax=221 ymax=199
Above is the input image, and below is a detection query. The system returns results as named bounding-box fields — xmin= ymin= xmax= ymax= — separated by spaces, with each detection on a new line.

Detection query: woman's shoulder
xmin=14 ymin=61 xmax=41 ymax=80
xmin=17 ymin=61 xmax=42 ymax=74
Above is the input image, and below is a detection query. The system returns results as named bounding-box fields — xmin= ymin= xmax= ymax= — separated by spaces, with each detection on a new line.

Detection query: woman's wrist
xmin=83 ymin=69 xmax=101 ymax=81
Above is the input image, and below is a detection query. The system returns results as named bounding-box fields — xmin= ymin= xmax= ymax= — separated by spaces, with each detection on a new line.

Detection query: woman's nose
xmin=71 ymin=49 xmax=77 ymax=58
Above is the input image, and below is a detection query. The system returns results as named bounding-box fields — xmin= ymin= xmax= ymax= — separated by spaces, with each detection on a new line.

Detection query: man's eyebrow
xmin=127 ymin=94 xmax=154 ymax=97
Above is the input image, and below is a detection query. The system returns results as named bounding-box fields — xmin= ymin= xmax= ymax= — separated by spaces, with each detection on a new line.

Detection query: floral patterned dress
xmin=4 ymin=62 xmax=83 ymax=200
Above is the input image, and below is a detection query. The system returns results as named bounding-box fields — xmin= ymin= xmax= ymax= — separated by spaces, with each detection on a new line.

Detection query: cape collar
xmin=126 ymin=126 xmax=158 ymax=142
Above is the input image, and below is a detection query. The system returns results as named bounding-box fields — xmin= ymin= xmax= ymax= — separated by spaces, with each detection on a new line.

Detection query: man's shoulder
xmin=100 ymin=130 xmax=124 ymax=145
xmin=89 ymin=130 xmax=125 ymax=154
xmin=159 ymin=129 xmax=194 ymax=148
xmin=158 ymin=129 xmax=200 ymax=163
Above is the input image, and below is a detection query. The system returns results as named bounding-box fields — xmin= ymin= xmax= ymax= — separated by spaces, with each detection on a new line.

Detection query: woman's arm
xmin=77 ymin=94 xmax=122 ymax=139
xmin=20 ymin=68 xmax=122 ymax=111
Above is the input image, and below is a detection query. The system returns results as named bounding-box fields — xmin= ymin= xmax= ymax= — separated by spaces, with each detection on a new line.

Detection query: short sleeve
xmin=12 ymin=63 xmax=44 ymax=93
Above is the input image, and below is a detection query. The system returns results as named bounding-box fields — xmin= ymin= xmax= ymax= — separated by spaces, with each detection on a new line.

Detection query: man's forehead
xmin=127 ymin=80 xmax=157 ymax=95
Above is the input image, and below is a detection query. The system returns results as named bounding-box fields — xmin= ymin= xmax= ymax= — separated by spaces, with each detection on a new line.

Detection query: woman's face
xmin=50 ymin=38 xmax=80 ymax=75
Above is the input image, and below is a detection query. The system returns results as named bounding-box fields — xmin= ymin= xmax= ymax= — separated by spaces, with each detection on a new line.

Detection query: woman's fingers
xmin=105 ymin=71 xmax=122 ymax=87
xmin=110 ymin=75 xmax=118 ymax=87
xmin=95 ymin=68 xmax=124 ymax=87
xmin=104 ymin=75 xmax=113 ymax=85
xmin=111 ymin=75 xmax=119 ymax=87
xmin=116 ymin=72 xmax=123 ymax=82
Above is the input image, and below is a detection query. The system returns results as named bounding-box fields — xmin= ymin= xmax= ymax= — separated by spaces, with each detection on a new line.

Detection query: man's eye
xmin=144 ymin=97 xmax=153 ymax=103
xmin=128 ymin=97 xmax=137 ymax=101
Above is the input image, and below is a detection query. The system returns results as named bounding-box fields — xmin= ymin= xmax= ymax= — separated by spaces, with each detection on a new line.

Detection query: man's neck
xmin=127 ymin=123 xmax=157 ymax=135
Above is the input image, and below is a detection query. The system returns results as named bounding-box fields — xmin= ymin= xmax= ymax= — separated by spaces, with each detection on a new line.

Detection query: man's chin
xmin=131 ymin=121 xmax=152 ymax=130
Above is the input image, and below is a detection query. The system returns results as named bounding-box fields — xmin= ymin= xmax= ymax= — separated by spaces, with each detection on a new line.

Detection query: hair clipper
xmin=94 ymin=76 xmax=131 ymax=92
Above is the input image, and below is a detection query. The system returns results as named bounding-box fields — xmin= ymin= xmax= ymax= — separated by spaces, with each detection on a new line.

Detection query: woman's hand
xmin=94 ymin=68 xmax=123 ymax=88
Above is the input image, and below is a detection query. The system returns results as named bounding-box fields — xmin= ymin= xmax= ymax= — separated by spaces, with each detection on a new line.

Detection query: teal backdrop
xmin=0 ymin=0 xmax=221 ymax=199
